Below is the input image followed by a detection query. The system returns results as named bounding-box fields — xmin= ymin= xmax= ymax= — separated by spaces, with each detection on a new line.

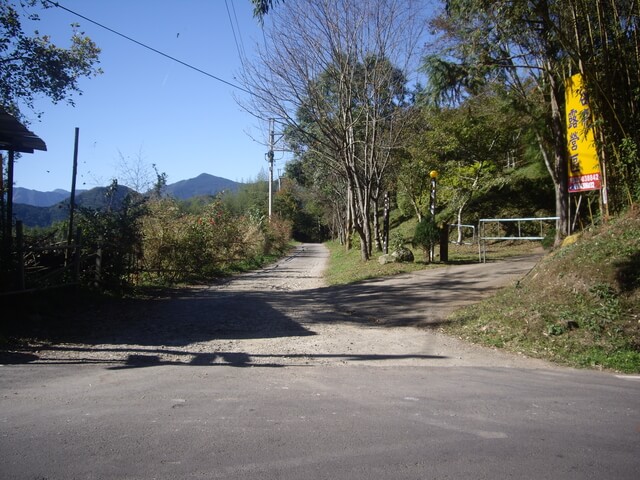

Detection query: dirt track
xmin=10 ymin=243 xmax=554 ymax=369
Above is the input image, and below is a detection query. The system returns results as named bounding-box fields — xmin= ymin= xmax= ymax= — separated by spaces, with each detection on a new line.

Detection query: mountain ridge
xmin=14 ymin=173 xmax=241 ymax=207
xmin=12 ymin=173 xmax=242 ymax=227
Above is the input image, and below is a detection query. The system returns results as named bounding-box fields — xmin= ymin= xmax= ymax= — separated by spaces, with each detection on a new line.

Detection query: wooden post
xmin=95 ymin=236 xmax=103 ymax=288
xmin=73 ymin=228 xmax=82 ymax=285
xmin=0 ymin=153 xmax=4 ymax=245
xmin=67 ymin=127 xmax=80 ymax=264
xmin=439 ymin=224 xmax=449 ymax=263
xmin=0 ymin=152 xmax=6 ymax=270
xmin=6 ymin=150 xmax=14 ymax=254
xmin=16 ymin=221 xmax=25 ymax=290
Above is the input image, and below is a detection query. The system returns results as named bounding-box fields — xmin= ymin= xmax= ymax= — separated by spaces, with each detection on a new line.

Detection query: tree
xmin=241 ymin=0 xmax=426 ymax=260
xmin=413 ymin=215 xmax=439 ymax=263
xmin=559 ymin=0 xmax=640 ymax=209
xmin=424 ymin=0 xmax=640 ymax=244
xmin=0 ymin=0 xmax=101 ymax=121
xmin=437 ymin=87 xmax=526 ymax=238
xmin=250 ymin=0 xmax=280 ymax=22
xmin=423 ymin=1 xmax=573 ymax=245
xmin=222 ymin=170 xmax=269 ymax=218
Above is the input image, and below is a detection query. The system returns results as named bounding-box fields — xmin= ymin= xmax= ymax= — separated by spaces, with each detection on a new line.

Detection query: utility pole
xmin=266 ymin=118 xmax=292 ymax=219
xmin=67 ymin=128 xmax=80 ymax=256
xmin=268 ymin=118 xmax=275 ymax=219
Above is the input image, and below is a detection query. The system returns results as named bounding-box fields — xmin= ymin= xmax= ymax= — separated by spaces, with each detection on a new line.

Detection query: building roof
xmin=0 ymin=107 xmax=47 ymax=154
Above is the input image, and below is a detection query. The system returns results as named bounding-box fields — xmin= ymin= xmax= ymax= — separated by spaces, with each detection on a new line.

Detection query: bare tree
xmin=241 ymin=0 xmax=426 ymax=260
xmin=116 ymin=148 xmax=154 ymax=194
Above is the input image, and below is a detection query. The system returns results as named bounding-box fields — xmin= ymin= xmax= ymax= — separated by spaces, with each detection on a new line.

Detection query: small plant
xmin=581 ymin=283 xmax=621 ymax=334
xmin=389 ymin=232 xmax=405 ymax=253
xmin=413 ymin=215 xmax=440 ymax=262
xmin=546 ymin=323 xmax=566 ymax=336
xmin=541 ymin=228 xmax=556 ymax=250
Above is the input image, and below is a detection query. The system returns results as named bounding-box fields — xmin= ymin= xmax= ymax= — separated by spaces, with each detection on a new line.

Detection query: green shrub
xmin=413 ymin=215 xmax=439 ymax=261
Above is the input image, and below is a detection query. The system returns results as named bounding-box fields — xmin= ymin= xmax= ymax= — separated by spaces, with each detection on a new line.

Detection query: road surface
xmin=1 ymin=243 xmax=639 ymax=479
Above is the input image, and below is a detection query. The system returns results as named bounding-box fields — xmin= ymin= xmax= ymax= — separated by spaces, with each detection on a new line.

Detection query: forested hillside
xmin=250 ymin=0 xmax=639 ymax=254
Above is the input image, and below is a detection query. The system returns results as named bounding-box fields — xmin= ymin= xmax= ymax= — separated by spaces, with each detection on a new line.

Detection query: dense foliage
xmin=261 ymin=0 xmax=638 ymax=255
xmin=423 ymin=0 xmax=640 ymax=242
xmin=5 ymin=184 xmax=292 ymax=293
xmin=0 ymin=0 xmax=101 ymax=120
xmin=141 ymin=196 xmax=291 ymax=285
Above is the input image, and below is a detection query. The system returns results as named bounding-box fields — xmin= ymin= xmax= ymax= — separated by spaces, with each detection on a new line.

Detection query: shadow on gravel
xmin=286 ymin=259 xmax=535 ymax=329
xmin=1 ymin=254 xmax=536 ymax=367
xmin=105 ymin=351 xmax=447 ymax=369
xmin=1 ymin=288 xmax=315 ymax=353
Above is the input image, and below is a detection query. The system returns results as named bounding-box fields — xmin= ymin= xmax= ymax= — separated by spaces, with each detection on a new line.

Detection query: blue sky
xmin=13 ymin=0 xmax=281 ymax=192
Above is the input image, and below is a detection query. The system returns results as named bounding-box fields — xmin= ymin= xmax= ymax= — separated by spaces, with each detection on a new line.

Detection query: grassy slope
xmin=325 ymin=208 xmax=640 ymax=373
xmin=440 ymin=207 xmax=640 ymax=373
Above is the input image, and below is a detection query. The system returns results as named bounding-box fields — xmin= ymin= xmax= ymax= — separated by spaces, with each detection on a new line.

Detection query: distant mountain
xmin=13 ymin=187 xmax=76 ymax=207
xmin=12 ymin=173 xmax=242 ymax=227
xmin=14 ymin=185 xmax=137 ymax=228
xmin=13 ymin=202 xmax=68 ymax=227
xmin=164 ymin=173 xmax=240 ymax=199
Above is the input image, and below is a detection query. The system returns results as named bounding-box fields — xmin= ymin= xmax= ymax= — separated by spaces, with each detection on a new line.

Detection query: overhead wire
xmin=230 ymin=1 xmax=248 ymax=62
xmin=225 ymin=0 xmax=247 ymax=68
xmin=43 ymin=0 xmax=297 ymax=145
xmin=43 ymin=0 xmax=253 ymax=95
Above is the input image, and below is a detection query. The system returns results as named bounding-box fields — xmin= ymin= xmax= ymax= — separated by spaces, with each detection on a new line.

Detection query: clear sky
xmin=12 ymin=0 xmax=282 ymax=192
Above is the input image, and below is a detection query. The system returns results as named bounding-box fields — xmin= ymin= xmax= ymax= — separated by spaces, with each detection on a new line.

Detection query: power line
xmin=230 ymin=0 xmax=248 ymax=62
xmin=43 ymin=0 xmax=253 ymax=95
xmin=44 ymin=1 xmax=296 ymax=144
xmin=225 ymin=0 xmax=247 ymax=68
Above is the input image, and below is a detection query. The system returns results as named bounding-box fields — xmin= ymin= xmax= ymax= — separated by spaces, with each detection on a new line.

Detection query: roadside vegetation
xmin=441 ymin=209 xmax=640 ymax=373
xmin=324 ymin=208 xmax=640 ymax=373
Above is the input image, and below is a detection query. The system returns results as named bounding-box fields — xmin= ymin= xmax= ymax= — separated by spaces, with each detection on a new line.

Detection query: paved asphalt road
xmin=1 ymin=244 xmax=639 ymax=479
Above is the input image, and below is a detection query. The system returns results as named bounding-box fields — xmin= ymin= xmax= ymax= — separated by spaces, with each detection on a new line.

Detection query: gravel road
xmin=12 ymin=243 xmax=553 ymax=369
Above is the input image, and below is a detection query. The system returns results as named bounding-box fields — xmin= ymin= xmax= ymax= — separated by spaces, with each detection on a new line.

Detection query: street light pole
xmin=429 ymin=170 xmax=438 ymax=262
xmin=430 ymin=170 xmax=438 ymax=217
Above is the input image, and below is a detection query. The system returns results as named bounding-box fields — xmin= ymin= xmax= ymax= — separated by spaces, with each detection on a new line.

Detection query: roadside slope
xmin=442 ymin=208 xmax=640 ymax=372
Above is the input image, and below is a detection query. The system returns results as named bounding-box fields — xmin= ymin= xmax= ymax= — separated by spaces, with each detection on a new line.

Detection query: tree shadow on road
xmin=285 ymin=259 xmax=533 ymax=329
xmin=0 ymin=343 xmax=447 ymax=368
xmin=1 ymin=255 xmax=535 ymax=367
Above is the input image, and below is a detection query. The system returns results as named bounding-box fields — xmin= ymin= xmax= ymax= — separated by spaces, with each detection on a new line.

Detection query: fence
xmin=478 ymin=216 xmax=558 ymax=262
xmin=1 ymin=221 xmax=83 ymax=295
xmin=448 ymin=224 xmax=476 ymax=245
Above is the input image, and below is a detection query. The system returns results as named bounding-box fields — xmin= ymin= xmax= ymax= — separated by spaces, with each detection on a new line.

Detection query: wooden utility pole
xmin=67 ymin=128 xmax=80 ymax=258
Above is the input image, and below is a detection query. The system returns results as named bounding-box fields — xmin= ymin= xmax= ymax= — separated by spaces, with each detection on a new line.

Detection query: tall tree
xmin=241 ymin=0 xmax=425 ymax=260
xmin=0 ymin=0 xmax=101 ymax=121
xmin=423 ymin=0 xmax=575 ymax=245
xmin=560 ymin=0 xmax=640 ymax=208
xmin=424 ymin=0 xmax=640 ymax=243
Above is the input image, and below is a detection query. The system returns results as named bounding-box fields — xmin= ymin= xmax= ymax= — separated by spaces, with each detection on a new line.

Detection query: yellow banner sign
xmin=565 ymin=73 xmax=601 ymax=192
